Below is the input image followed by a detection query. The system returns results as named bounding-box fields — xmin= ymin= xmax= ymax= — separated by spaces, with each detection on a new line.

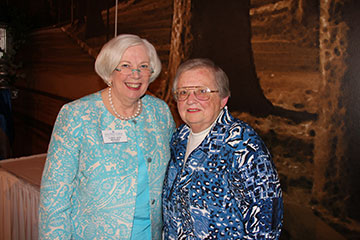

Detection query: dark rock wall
xmin=246 ymin=0 xmax=360 ymax=235
xmin=246 ymin=0 xmax=319 ymax=208
xmin=342 ymin=0 xmax=360 ymax=222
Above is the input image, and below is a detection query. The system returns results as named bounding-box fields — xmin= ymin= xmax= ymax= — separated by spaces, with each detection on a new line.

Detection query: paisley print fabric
xmin=39 ymin=91 xmax=175 ymax=239
xmin=162 ymin=107 xmax=283 ymax=239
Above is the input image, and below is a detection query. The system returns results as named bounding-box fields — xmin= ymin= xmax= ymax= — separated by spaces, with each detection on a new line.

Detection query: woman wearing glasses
xmin=162 ymin=58 xmax=283 ymax=239
xmin=39 ymin=34 xmax=175 ymax=239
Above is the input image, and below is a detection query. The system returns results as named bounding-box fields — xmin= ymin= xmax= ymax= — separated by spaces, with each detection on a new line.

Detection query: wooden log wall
xmin=12 ymin=28 xmax=106 ymax=157
xmin=11 ymin=0 xmax=175 ymax=157
xmin=8 ymin=1 xmax=360 ymax=237
xmin=100 ymin=0 xmax=174 ymax=98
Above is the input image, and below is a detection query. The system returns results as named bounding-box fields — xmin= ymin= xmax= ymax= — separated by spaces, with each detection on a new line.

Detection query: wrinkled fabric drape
xmin=0 ymin=168 xmax=39 ymax=240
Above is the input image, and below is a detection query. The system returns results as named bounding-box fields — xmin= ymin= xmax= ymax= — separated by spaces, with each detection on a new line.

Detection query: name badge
xmin=102 ymin=130 xmax=128 ymax=143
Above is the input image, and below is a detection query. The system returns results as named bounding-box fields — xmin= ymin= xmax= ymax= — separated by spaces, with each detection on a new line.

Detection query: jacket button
xmin=147 ymin=157 xmax=152 ymax=163
xmin=151 ymin=199 xmax=156 ymax=205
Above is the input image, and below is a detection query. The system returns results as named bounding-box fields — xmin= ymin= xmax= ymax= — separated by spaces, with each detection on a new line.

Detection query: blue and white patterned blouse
xmin=162 ymin=106 xmax=283 ymax=239
xmin=39 ymin=91 xmax=175 ymax=239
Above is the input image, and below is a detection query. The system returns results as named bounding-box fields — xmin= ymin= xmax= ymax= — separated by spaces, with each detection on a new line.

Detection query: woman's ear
xmin=221 ymin=96 xmax=229 ymax=108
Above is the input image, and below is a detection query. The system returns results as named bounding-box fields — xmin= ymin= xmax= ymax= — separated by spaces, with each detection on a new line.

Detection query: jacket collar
xmin=176 ymin=106 xmax=233 ymax=143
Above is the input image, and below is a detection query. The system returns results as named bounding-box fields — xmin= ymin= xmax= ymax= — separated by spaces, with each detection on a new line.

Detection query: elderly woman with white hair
xmin=162 ymin=58 xmax=283 ymax=239
xmin=39 ymin=34 xmax=175 ymax=239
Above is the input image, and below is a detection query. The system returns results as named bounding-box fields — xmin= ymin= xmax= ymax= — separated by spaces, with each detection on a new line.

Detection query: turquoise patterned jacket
xmin=39 ymin=91 xmax=175 ymax=239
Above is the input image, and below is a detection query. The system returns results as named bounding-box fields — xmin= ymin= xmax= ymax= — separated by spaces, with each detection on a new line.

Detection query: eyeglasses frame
xmin=174 ymin=86 xmax=219 ymax=101
xmin=114 ymin=65 xmax=154 ymax=76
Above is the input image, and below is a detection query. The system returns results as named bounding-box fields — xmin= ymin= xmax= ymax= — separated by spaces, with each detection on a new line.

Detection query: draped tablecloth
xmin=0 ymin=153 xmax=46 ymax=240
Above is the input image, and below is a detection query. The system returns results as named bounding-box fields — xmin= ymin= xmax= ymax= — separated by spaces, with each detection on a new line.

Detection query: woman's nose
xmin=131 ymin=69 xmax=141 ymax=79
xmin=186 ymin=91 xmax=197 ymax=103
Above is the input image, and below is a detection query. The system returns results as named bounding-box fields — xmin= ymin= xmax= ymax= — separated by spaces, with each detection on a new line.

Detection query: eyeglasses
xmin=174 ymin=86 xmax=219 ymax=101
xmin=115 ymin=63 xmax=154 ymax=76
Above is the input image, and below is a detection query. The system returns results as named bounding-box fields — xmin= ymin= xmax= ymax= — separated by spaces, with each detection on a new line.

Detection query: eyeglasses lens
xmin=116 ymin=66 xmax=152 ymax=76
xmin=176 ymin=88 xmax=210 ymax=101
xmin=194 ymin=89 xmax=210 ymax=100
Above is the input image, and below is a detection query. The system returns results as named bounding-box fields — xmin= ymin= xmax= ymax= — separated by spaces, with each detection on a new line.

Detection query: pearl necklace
xmin=108 ymin=87 xmax=142 ymax=120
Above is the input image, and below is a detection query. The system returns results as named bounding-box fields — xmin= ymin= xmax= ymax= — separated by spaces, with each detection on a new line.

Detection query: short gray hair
xmin=95 ymin=34 xmax=161 ymax=86
xmin=172 ymin=58 xmax=231 ymax=99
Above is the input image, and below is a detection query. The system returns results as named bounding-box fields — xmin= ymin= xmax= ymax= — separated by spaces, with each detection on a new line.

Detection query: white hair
xmin=95 ymin=34 xmax=161 ymax=86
